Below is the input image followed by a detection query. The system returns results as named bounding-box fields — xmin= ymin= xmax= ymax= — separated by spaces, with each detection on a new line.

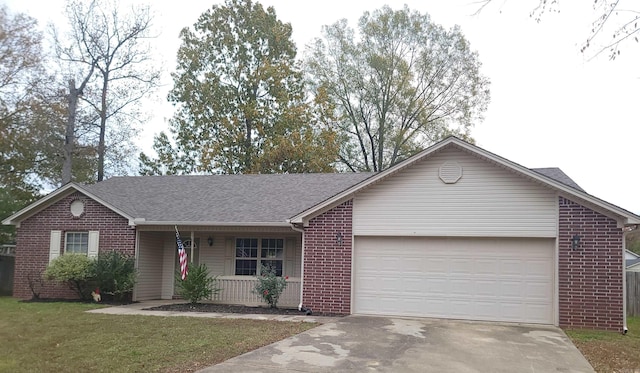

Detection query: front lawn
xmin=565 ymin=316 xmax=640 ymax=373
xmin=0 ymin=297 xmax=315 ymax=372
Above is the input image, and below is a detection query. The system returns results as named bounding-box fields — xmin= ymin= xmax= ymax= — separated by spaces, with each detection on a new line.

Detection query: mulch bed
xmin=145 ymin=302 xmax=344 ymax=317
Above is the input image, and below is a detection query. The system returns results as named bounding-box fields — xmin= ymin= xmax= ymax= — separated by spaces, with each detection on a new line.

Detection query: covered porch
xmin=133 ymin=226 xmax=303 ymax=308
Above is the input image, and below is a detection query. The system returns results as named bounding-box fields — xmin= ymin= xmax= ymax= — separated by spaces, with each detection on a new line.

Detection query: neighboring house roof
xmin=289 ymin=137 xmax=640 ymax=226
xmin=627 ymin=258 xmax=640 ymax=269
xmin=626 ymin=249 xmax=640 ymax=260
xmin=530 ymin=168 xmax=585 ymax=192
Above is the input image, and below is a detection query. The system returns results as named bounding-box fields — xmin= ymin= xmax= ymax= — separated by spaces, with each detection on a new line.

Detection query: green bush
xmin=44 ymin=254 xmax=93 ymax=300
xmin=254 ymin=265 xmax=287 ymax=308
xmin=175 ymin=263 xmax=220 ymax=304
xmin=93 ymin=251 xmax=136 ymax=303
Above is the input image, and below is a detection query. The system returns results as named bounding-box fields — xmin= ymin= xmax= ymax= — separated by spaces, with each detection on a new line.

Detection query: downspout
xmin=289 ymin=221 xmax=305 ymax=311
xmin=622 ymin=224 xmax=638 ymax=334
xmin=132 ymin=228 xmax=140 ymax=302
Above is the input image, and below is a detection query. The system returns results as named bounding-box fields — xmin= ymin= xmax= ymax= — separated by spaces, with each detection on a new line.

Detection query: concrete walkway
xmin=86 ymin=300 xmax=338 ymax=323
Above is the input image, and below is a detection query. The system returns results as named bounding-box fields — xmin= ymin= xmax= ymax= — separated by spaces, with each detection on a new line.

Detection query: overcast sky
xmin=4 ymin=0 xmax=640 ymax=214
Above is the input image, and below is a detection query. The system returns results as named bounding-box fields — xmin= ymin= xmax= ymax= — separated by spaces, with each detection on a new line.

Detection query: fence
xmin=628 ymin=272 xmax=640 ymax=317
xmin=212 ymin=276 xmax=301 ymax=308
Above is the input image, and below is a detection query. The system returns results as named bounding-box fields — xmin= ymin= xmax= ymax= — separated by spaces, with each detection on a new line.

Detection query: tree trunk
xmin=62 ymin=79 xmax=78 ymax=184
xmin=244 ymin=116 xmax=252 ymax=172
xmin=97 ymin=74 xmax=108 ymax=181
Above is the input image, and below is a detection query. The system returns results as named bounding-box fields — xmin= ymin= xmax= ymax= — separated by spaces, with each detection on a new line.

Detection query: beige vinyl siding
xmin=200 ymin=236 xmax=226 ymax=276
xmin=161 ymin=234 xmax=175 ymax=299
xmin=353 ymin=148 xmax=558 ymax=237
xmin=136 ymin=231 xmax=164 ymax=300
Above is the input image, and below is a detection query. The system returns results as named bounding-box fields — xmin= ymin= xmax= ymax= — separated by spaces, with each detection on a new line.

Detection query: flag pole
xmin=175 ymin=225 xmax=188 ymax=280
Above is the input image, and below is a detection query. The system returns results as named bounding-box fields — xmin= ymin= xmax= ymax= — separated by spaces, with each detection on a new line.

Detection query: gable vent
xmin=439 ymin=161 xmax=462 ymax=184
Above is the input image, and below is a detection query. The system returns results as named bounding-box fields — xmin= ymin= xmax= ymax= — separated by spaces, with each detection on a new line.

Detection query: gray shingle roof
xmin=627 ymin=258 xmax=640 ymax=268
xmin=84 ymin=173 xmax=374 ymax=224
xmin=79 ymin=166 xmax=584 ymax=225
xmin=530 ymin=167 xmax=585 ymax=192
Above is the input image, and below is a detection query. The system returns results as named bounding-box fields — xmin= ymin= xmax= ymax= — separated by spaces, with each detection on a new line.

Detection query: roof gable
xmin=1 ymin=183 xmax=136 ymax=226
xmin=289 ymin=137 xmax=640 ymax=226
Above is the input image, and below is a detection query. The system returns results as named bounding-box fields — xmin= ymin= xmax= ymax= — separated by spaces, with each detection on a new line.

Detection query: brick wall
xmin=558 ymin=196 xmax=624 ymax=331
xmin=302 ymin=200 xmax=353 ymax=314
xmin=14 ymin=191 xmax=136 ymax=300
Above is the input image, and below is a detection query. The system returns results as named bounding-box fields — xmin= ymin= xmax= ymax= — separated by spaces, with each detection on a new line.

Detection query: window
xmin=235 ymin=238 xmax=284 ymax=276
xmin=65 ymin=232 xmax=89 ymax=254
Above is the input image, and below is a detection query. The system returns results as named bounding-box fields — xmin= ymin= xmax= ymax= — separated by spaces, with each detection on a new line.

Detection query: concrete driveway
xmin=198 ymin=316 xmax=594 ymax=373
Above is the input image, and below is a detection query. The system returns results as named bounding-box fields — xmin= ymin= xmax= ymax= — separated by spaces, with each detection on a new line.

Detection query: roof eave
xmin=135 ymin=220 xmax=291 ymax=227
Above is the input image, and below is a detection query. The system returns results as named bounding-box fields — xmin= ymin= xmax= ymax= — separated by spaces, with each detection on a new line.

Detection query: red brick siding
xmin=13 ymin=192 xmax=136 ymax=299
xmin=558 ymin=197 xmax=624 ymax=331
xmin=302 ymin=200 xmax=353 ymax=314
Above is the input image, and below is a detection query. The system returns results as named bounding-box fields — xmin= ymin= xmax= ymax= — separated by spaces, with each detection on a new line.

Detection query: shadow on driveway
xmin=198 ymin=315 xmax=594 ymax=373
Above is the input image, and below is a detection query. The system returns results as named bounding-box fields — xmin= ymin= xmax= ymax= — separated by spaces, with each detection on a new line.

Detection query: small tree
xmin=44 ymin=254 xmax=93 ymax=300
xmin=174 ymin=263 xmax=220 ymax=304
xmin=254 ymin=265 xmax=287 ymax=308
xmin=26 ymin=269 xmax=45 ymax=300
xmin=92 ymin=250 xmax=136 ymax=303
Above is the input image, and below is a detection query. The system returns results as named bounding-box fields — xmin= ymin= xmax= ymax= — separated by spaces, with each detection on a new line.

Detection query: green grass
xmin=565 ymin=316 xmax=640 ymax=372
xmin=0 ymin=297 xmax=315 ymax=373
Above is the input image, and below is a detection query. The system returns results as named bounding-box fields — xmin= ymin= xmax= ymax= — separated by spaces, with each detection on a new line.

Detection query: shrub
xmin=26 ymin=269 xmax=45 ymax=300
xmin=175 ymin=263 xmax=220 ymax=304
xmin=92 ymin=251 xmax=136 ymax=303
xmin=254 ymin=265 xmax=287 ymax=308
xmin=44 ymin=254 xmax=93 ymax=300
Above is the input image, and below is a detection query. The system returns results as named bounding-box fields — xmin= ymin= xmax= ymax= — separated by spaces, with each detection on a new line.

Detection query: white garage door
xmin=354 ymin=237 xmax=554 ymax=324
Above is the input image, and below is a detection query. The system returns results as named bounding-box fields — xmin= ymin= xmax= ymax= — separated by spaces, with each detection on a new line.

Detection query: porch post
xmin=190 ymin=230 xmax=195 ymax=263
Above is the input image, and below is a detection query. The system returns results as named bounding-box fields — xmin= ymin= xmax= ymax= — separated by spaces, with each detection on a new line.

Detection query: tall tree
xmin=0 ymin=5 xmax=45 ymax=244
xmin=475 ymin=0 xmax=639 ymax=60
xmin=139 ymin=0 xmax=338 ymax=175
xmin=54 ymin=0 xmax=160 ymax=182
xmin=305 ymin=6 xmax=490 ymax=172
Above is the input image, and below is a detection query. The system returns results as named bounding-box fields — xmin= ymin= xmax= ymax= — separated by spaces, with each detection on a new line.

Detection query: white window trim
xmin=234 ymin=237 xmax=284 ymax=276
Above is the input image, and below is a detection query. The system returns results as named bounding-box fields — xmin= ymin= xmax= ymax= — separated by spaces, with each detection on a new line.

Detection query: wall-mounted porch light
xmin=207 ymin=236 xmax=214 ymax=247
xmin=336 ymin=232 xmax=343 ymax=245
xmin=571 ymin=234 xmax=581 ymax=250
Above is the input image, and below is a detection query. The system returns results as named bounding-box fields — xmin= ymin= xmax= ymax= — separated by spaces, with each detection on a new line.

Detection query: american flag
xmin=176 ymin=229 xmax=188 ymax=280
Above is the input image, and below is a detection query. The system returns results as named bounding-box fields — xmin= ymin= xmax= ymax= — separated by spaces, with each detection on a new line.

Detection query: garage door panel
xmin=354 ymin=237 xmax=554 ymax=324
xmin=526 ymin=282 xmax=551 ymax=299
xmin=475 ymin=259 xmax=499 ymax=274
xmin=526 ymin=260 xmax=552 ymax=276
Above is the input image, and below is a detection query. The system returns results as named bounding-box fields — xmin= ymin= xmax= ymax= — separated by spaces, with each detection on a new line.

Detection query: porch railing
xmin=211 ymin=276 xmax=301 ymax=308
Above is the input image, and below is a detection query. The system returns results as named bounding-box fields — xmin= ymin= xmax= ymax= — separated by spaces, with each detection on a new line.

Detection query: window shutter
xmin=88 ymin=231 xmax=100 ymax=259
xmin=49 ymin=230 xmax=62 ymax=263
xmin=285 ymin=238 xmax=295 ymax=276
xmin=224 ymin=238 xmax=234 ymax=275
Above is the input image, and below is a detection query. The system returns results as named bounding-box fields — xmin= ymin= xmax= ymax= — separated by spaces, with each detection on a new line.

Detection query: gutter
xmin=131 ymin=220 xmax=291 ymax=227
